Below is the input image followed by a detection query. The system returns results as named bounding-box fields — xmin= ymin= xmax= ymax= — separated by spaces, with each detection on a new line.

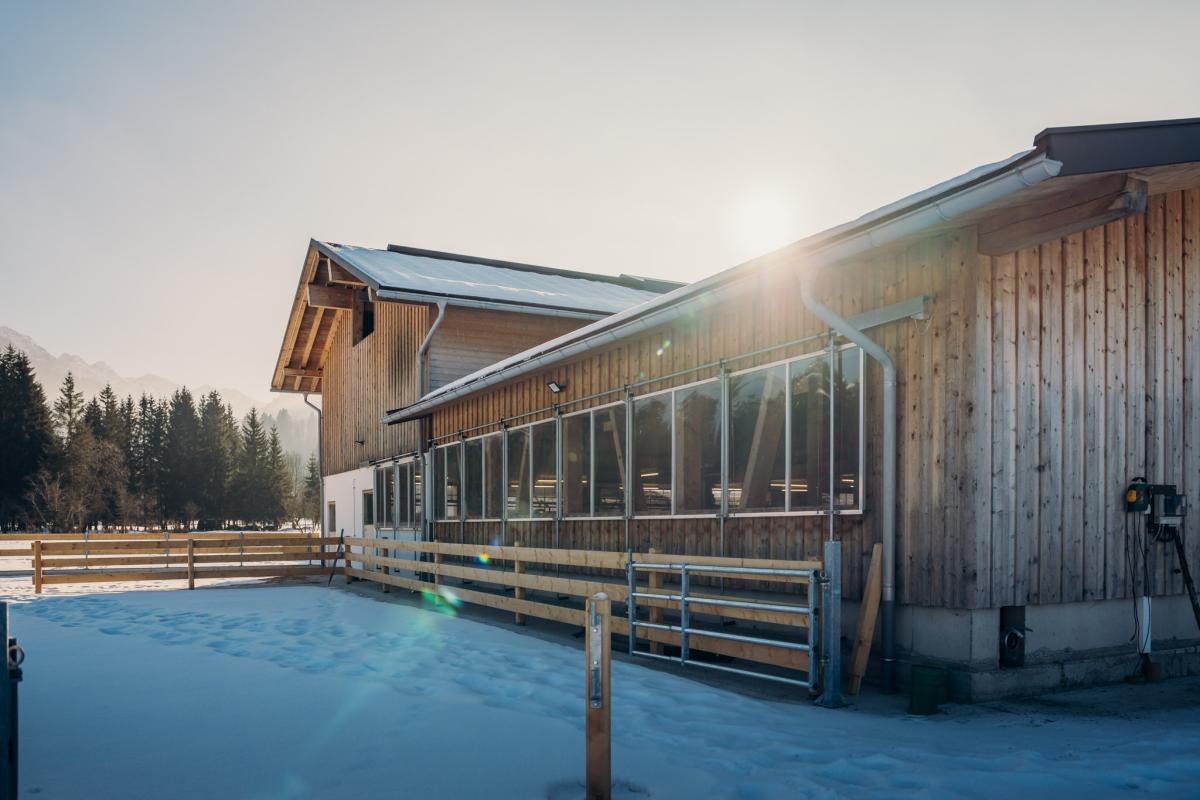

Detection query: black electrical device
xmin=1125 ymin=477 xmax=1150 ymax=513
xmin=1124 ymin=477 xmax=1200 ymax=638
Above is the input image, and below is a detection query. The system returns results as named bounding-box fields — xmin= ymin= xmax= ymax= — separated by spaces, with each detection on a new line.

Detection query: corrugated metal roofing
xmin=318 ymin=242 xmax=669 ymax=316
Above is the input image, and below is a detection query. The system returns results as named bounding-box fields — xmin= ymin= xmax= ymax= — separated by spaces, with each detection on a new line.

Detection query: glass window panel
xmin=633 ymin=395 xmax=672 ymax=514
xmin=728 ymin=366 xmax=787 ymax=513
xmin=373 ymin=468 xmax=385 ymax=524
xmin=562 ymin=414 xmax=591 ymax=517
xmin=483 ymin=434 xmax=503 ymax=519
xmin=433 ymin=448 xmax=446 ymax=520
xmin=674 ymin=382 xmax=722 ymax=514
xmin=593 ymin=406 xmax=626 ymax=517
xmin=445 ymin=445 xmax=460 ymax=520
xmin=506 ymin=428 xmax=531 ymax=518
xmin=834 ymin=347 xmax=862 ymax=510
xmin=790 ymin=355 xmax=831 ymax=511
xmin=362 ymin=491 xmax=374 ymax=526
xmin=397 ymin=463 xmax=410 ymax=526
xmin=530 ymin=421 xmax=557 ymax=518
xmin=464 ymin=439 xmax=484 ymax=519
xmin=412 ymin=457 xmax=423 ymax=526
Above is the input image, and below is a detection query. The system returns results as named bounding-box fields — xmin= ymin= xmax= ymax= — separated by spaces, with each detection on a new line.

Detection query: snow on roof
xmin=318 ymin=242 xmax=672 ymax=316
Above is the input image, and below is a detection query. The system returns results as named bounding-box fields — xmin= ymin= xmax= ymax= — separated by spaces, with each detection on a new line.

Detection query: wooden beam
xmin=306 ymin=284 xmax=357 ymax=310
xmin=327 ymin=261 xmax=365 ymax=286
xmin=282 ymin=367 xmax=323 ymax=379
xmin=978 ymin=173 xmax=1148 ymax=256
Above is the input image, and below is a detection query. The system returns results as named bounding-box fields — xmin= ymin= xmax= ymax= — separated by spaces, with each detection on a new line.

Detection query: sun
xmin=725 ymin=185 xmax=806 ymax=258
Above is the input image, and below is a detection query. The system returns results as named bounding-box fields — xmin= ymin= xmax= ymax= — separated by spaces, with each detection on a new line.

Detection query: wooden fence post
xmin=187 ymin=539 xmax=195 ymax=590
xmin=585 ymin=592 xmax=612 ymax=800
xmin=513 ymin=541 xmax=525 ymax=625
xmin=433 ymin=540 xmax=442 ymax=587
xmin=648 ymin=548 xmax=662 ymax=655
xmin=33 ymin=541 xmax=42 ymax=595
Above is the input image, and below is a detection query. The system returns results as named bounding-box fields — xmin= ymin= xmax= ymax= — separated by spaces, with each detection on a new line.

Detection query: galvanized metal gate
xmin=626 ymin=540 xmax=844 ymax=707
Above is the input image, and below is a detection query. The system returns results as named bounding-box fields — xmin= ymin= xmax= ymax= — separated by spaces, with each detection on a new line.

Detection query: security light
xmin=547 ymin=380 xmax=566 ymax=394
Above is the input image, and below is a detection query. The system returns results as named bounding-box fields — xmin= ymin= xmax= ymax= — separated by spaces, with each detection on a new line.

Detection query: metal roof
xmin=382 ymin=147 xmax=1054 ymax=423
xmin=317 ymin=241 xmax=674 ymax=316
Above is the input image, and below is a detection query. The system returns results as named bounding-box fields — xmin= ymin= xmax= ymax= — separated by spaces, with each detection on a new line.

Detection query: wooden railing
xmin=23 ymin=534 xmax=341 ymax=593
xmin=344 ymin=536 xmax=820 ymax=675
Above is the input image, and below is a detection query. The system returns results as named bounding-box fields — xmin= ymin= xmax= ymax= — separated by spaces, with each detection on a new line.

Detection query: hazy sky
xmin=2 ymin=0 xmax=1198 ymax=401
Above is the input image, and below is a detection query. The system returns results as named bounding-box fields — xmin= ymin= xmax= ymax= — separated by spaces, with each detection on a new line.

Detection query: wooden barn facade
xmin=275 ymin=118 xmax=1200 ymax=699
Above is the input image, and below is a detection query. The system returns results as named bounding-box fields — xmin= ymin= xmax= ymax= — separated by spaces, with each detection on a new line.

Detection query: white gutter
xmin=375 ymin=289 xmax=609 ymax=321
xmin=384 ymin=150 xmax=1062 ymax=426
xmin=302 ymin=393 xmax=324 ymax=537
xmin=416 ymin=301 xmax=448 ymax=397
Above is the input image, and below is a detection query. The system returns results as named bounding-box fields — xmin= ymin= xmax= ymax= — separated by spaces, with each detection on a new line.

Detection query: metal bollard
xmin=816 ymin=540 xmax=846 ymax=708
xmin=1 ymin=602 xmax=24 ymax=800
xmin=585 ymin=592 xmax=612 ymax=800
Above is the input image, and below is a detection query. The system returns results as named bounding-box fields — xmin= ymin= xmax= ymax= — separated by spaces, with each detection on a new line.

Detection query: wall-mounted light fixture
xmin=547 ymin=380 xmax=566 ymax=394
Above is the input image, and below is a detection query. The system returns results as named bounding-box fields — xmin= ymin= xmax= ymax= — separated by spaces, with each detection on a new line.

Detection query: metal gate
xmin=626 ymin=540 xmax=843 ymax=706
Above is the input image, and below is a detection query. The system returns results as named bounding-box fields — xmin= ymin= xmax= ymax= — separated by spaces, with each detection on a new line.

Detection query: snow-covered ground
xmin=3 ymin=567 xmax=1200 ymax=798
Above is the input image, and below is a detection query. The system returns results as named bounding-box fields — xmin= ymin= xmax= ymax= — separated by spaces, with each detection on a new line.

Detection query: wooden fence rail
xmin=343 ymin=535 xmax=819 ymax=676
xmin=26 ymin=534 xmax=340 ymax=593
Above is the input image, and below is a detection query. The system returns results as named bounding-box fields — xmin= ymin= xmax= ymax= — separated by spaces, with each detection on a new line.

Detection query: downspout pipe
xmin=797 ymin=279 xmax=898 ymax=692
xmin=416 ymin=301 xmax=446 ymax=543
xmin=302 ymin=393 xmax=324 ymax=537
xmin=417 ymin=301 xmax=448 ymax=397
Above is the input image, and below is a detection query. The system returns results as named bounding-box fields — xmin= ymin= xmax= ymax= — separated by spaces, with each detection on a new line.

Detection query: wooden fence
xmin=344 ymin=536 xmax=820 ymax=676
xmin=5 ymin=534 xmax=342 ymax=593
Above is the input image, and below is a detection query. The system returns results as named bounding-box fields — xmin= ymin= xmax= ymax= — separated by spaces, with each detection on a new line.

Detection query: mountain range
xmin=0 ymin=325 xmax=317 ymax=457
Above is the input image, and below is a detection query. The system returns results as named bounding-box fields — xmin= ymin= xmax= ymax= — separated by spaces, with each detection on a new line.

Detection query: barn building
xmin=273 ymin=118 xmax=1200 ymax=699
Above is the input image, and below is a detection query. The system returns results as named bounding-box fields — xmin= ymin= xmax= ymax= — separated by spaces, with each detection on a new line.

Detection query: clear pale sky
xmin=2 ymin=0 xmax=1198 ymax=401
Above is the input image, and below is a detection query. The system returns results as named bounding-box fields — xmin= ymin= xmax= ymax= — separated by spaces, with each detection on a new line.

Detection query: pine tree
xmin=51 ymin=372 xmax=84 ymax=446
xmin=302 ymin=453 xmax=321 ymax=532
xmin=234 ymin=408 xmax=268 ymax=525
xmin=161 ymin=388 xmax=199 ymax=528
xmin=195 ymin=391 xmax=233 ymax=529
xmin=0 ymin=347 xmax=56 ymax=530
xmin=82 ymin=397 xmax=102 ymax=437
xmin=97 ymin=384 xmax=120 ymax=442
xmin=265 ymin=426 xmax=290 ymax=528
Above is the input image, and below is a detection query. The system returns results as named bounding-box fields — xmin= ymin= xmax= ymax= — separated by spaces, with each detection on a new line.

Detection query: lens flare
xmin=477 ymin=552 xmax=491 ymax=565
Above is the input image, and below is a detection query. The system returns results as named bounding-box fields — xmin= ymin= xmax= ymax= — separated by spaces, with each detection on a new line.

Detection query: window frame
xmin=458 ymin=431 xmax=504 ymax=522
xmin=560 ymin=400 xmax=627 ymax=520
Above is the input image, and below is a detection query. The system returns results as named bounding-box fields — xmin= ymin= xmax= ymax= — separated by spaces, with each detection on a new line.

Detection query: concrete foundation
xmin=847 ymin=593 xmax=1200 ymax=701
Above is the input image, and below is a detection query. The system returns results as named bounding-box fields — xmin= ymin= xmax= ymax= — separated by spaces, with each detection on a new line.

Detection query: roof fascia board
xmin=374 ymin=288 xmax=609 ymax=320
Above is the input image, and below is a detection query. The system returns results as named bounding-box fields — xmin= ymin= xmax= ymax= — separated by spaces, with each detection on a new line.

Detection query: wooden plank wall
xmin=322 ymin=302 xmax=429 ymax=475
xmin=429 ymin=231 xmax=979 ymax=607
xmin=972 ymin=190 xmax=1200 ymax=607
xmin=427 ymin=307 xmax=582 ymax=391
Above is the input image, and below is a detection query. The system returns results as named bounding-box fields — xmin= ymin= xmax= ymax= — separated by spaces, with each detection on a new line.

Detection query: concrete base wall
xmin=323 ymin=467 xmax=373 ymax=541
xmin=847 ymin=594 xmax=1200 ymax=701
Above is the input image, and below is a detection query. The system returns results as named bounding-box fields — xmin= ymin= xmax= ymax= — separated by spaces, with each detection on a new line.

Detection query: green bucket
xmin=909 ymin=665 xmax=948 ymax=715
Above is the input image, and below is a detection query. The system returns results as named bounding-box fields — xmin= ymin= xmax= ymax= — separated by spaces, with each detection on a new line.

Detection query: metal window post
xmin=500 ymin=423 xmax=509 ymax=545
xmin=827 ymin=334 xmax=836 ymax=540
xmin=719 ymin=362 xmax=729 ymax=561
xmin=555 ymin=409 xmax=563 ymax=551
xmin=816 ymin=539 xmax=845 ymax=708
xmin=459 ymin=436 xmax=466 ymax=545
xmin=624 ymin=386 xmax=633 ymax=552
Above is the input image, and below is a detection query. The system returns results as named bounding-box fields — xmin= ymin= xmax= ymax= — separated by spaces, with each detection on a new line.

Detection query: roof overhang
xmin=383 ymin=116 xmax=1200 ymax=425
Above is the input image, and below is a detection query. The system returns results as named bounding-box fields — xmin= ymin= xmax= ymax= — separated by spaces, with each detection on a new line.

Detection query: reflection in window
xmin=674 ymin=382 xmax=721 ymax=514
xmin=397 ymin=463 xmax=411 ymax=526
xmin=593 ymin=406 xmax=626 ymax=517
xmin=435 ymin=445 xmax=460 ymax=520
xmin=531 ymin=421 xmax=556 ymax=518
xmin=728 ymin=366 xmax=787 ymax=512
xmin=790 ymin=356 xmax=830 ymax=511
xmin=374 ymin=466 xmax=395 ymax=527
xmin=483 ymin=434 xmax=503 ymax=519
xmin=464 ymin=439 xmax=483 ymax=519
xmin=412 ymin=458 xmax=423 ymax=526
xmin=506 ymin=427 xmax=530 ymax=518
xmin=633 ymin=395 xmax=672 ymax=514
xmin=834 ymin=348 xmax=862 ymax=509
xmin=562 ymin=414 xmax=590 ymax=517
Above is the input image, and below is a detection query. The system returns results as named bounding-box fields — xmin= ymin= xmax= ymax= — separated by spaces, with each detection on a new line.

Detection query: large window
xmin=674 ymin=382 xmax=721 ymax=513
xmin=426 ymin=345 xmax=864 ymax=520
xmin=728 ymin=365 xmax=787 ymax=512
xmin=374 ymin=466 xmax=396 ymax=527
xmin=562 ymin=404 xmax=627 ymax=518
xmin=434 ymin=444 xmax=460 ymax=520
xmin=633 ymin=395 xmax=672 ymax=515
xmin=397 ymin=462 xmax=411 ymax=526
xmin=531 ymin=421 xmax=556 ymax=518
xmin=362 ymin=490 xmax=374 ymax=527
xmin=506 ymin=427 xmax=531 ymax=518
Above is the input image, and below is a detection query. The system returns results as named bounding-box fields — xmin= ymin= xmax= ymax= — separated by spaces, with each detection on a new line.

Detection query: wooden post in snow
xmin=585 ymin=592 xmax=611 ymax=800
xmin=32 ymin=541 xmax=42 ymax=595
xmin=187 ymin=539 xmax=196 ymax=590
